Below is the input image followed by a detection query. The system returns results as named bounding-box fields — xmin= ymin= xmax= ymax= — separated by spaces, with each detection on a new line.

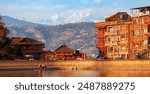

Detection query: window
xmin=134 ymin=43 xmax=139 ymax=47
xmin=120 ymin=15 xmax=123 ymax=20
xmin=107 ymin=27 xmax=113 ymax=32
xmin=114 ymin=36 xmax=118 ymax=41
xmin=133 ymin=19 xmax=138 ymax=24
xmin=120 ymin=45 xmax=126 ymax=50
xmin=121 ymin=26 xmax=127 ymax=30
xmin=142 ymin=40 xmax=148 ymax=46
xmin=107 ymin=37 xmax=111 ymax=42
xmin=142 ymin=17 xmax=145 ymax=24
xmin=120 ymin=14 xmax=128 ymax=20
xmin=121 ymin=54 xmax=126 ymax=59
xmin=133 ymin=31 xmax=134 ymax=35
xmin=108 ymin=47 xmax=113 ymax=53
xmin=121 ymin=34 xmax=125 ymax=39
xmin=116 ymin=26 xmax=120 ymax=31
xmin=122 ymin=46 xmax=125 ymax=50
xmin=134 ymin=29 xmax=139 ymax=35
xmin=142 ymin=28 xmax=147 ymax=34
xmin=114 ymin=47 xmax=119 ymax=52
xmin=125 ymin=26 xmax=128 ymax=30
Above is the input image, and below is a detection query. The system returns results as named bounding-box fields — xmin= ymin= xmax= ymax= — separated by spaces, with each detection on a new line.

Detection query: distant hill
xmin=2 ymin=16 xmax=99 ymax=57
xmin=2 ymin=16 xmax=43 ymax=27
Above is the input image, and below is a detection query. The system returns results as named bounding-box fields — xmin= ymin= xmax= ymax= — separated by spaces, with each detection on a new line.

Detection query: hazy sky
xmin=0 ymin=0 xmax=150 ymax=25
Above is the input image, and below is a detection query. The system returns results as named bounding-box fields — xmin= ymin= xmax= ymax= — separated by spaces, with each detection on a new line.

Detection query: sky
xmin=0 ymin=0 xmax=150 ymax=25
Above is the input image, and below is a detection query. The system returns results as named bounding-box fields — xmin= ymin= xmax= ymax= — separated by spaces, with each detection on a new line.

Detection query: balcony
xmin=105 ymin=41 xmax=118 ymax=46
xmin=119 ymin=50 xmax=128 ymax=54
xmin=105 ymin=31 xmax=118 ymax=36
xmin=96 ymin=43 xmax=104 ymax=48
xmin=96 ymin=21 xmax=119 ymax=28
xmin=131 ymin=12 xmax=150 ymax=17
xmin=119 ymin=39 xmax=128 ymax=44
xmin=96 ymin=34 xmax=104 ymax=38
xmin=96 ymin=22 xmax=105 ymax=28
xmin=104 ymin=21 xmax=118 ymax=26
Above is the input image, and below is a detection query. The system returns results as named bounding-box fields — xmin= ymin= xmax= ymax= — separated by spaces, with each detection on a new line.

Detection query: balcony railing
xmin=105 ymin=21 xmax=118 ymax=26
xmin=96 ymin=21 xmax=118 ymax=28
xmin=119 ymin=50 xmax=128 ymax=53
xmin=96 ymin=34 xmax=104 ymax=38
xmin=96 ymin=22 xmax=105 ymax=28
xmin=105 ymin=31 xmax=118 ymax=36
xmin=105 ymin=41 xmax=118 ymax=46
xmin=96 ymin=43 xmax=104 ymax=48
xmin=119 ymin=39 xmax=128 ymax=44
xmin=131 ymin=12 xmax=150 ymax=17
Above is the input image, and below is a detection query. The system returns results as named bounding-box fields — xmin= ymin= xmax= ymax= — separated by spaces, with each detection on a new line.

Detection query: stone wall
xmin=0 ymin=60 xmax=150 ymax=68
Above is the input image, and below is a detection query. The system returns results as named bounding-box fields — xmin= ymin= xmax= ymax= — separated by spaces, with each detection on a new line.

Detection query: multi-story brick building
xmin=130 ymin=6 xmax=150 ymax=59
xmin=96 ymin=6 xmax=150 ymax=60
xmin=96 ymin=12 xmax=131 ymax=59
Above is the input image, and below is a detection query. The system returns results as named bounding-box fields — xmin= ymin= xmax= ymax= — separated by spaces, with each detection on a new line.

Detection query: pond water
xmin=0 ymin=67 xmax=150 ymax=77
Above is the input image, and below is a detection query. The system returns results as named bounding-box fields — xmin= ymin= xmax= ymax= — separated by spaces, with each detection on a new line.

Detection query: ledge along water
xmin=0 ymin=60 xmax=150 ymax=77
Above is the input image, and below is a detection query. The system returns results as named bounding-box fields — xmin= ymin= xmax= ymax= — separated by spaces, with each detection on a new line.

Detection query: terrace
xmin=131 ymin=6 xmax=150 ymax=17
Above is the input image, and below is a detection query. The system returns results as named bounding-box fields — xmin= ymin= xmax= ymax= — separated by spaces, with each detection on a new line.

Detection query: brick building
xmin=130 ymin=6 xmax=150 ymax=59
xmin=96 ymin=6 xmax=150 ymax=59
xmin=96 ymin=12 xmax=131 ymax=59
xmin=41 ymin=44 xmax=87 ymax=60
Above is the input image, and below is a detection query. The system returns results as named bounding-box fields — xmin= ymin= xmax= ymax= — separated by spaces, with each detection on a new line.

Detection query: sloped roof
xmin=54 ymin=44 xmax=75 ymax=53
xmin=105 ymin=12 xmax=128 ymax=21
xmin=42 ymin=50 xmax=55 ymax=55
xmin=11 ymin=37 xmax=44 ymax=45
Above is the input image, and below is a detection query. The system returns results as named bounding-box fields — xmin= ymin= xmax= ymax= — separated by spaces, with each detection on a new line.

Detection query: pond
xmin=0 ymin=66 xmax=150 ymax=77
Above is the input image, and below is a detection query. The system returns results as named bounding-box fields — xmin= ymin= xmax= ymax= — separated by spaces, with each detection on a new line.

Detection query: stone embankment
xmin=0 ymin=60 xmax=150 ymax=70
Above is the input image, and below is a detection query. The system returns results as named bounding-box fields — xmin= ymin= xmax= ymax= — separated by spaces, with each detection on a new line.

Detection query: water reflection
xmin=43 ymin=70 xmax=99 ymax=77
xmin=0 ymin=67 xmax=150 ymax=77
xmin=0 ymin=70 xmax=39 ymax=77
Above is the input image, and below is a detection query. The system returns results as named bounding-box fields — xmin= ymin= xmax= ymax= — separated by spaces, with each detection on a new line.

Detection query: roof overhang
xmin=131 ymin=6 xmax=150 ymax=10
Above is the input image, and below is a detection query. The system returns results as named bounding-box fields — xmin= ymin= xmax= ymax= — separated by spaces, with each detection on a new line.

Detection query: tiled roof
xmin=11 ymin=37 xmax=44 ymax=45
xmin=105 ymin=12 xmax=127 ymax=21
xmin=54 ymin=44 xmax=75 ymax=53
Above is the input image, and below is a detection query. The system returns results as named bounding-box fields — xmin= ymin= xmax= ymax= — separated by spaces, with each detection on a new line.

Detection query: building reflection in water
xmin=43 ymin=70 xmax=99 ymax=77
xmin=0 ymin=67 xmax=150 ymax=77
